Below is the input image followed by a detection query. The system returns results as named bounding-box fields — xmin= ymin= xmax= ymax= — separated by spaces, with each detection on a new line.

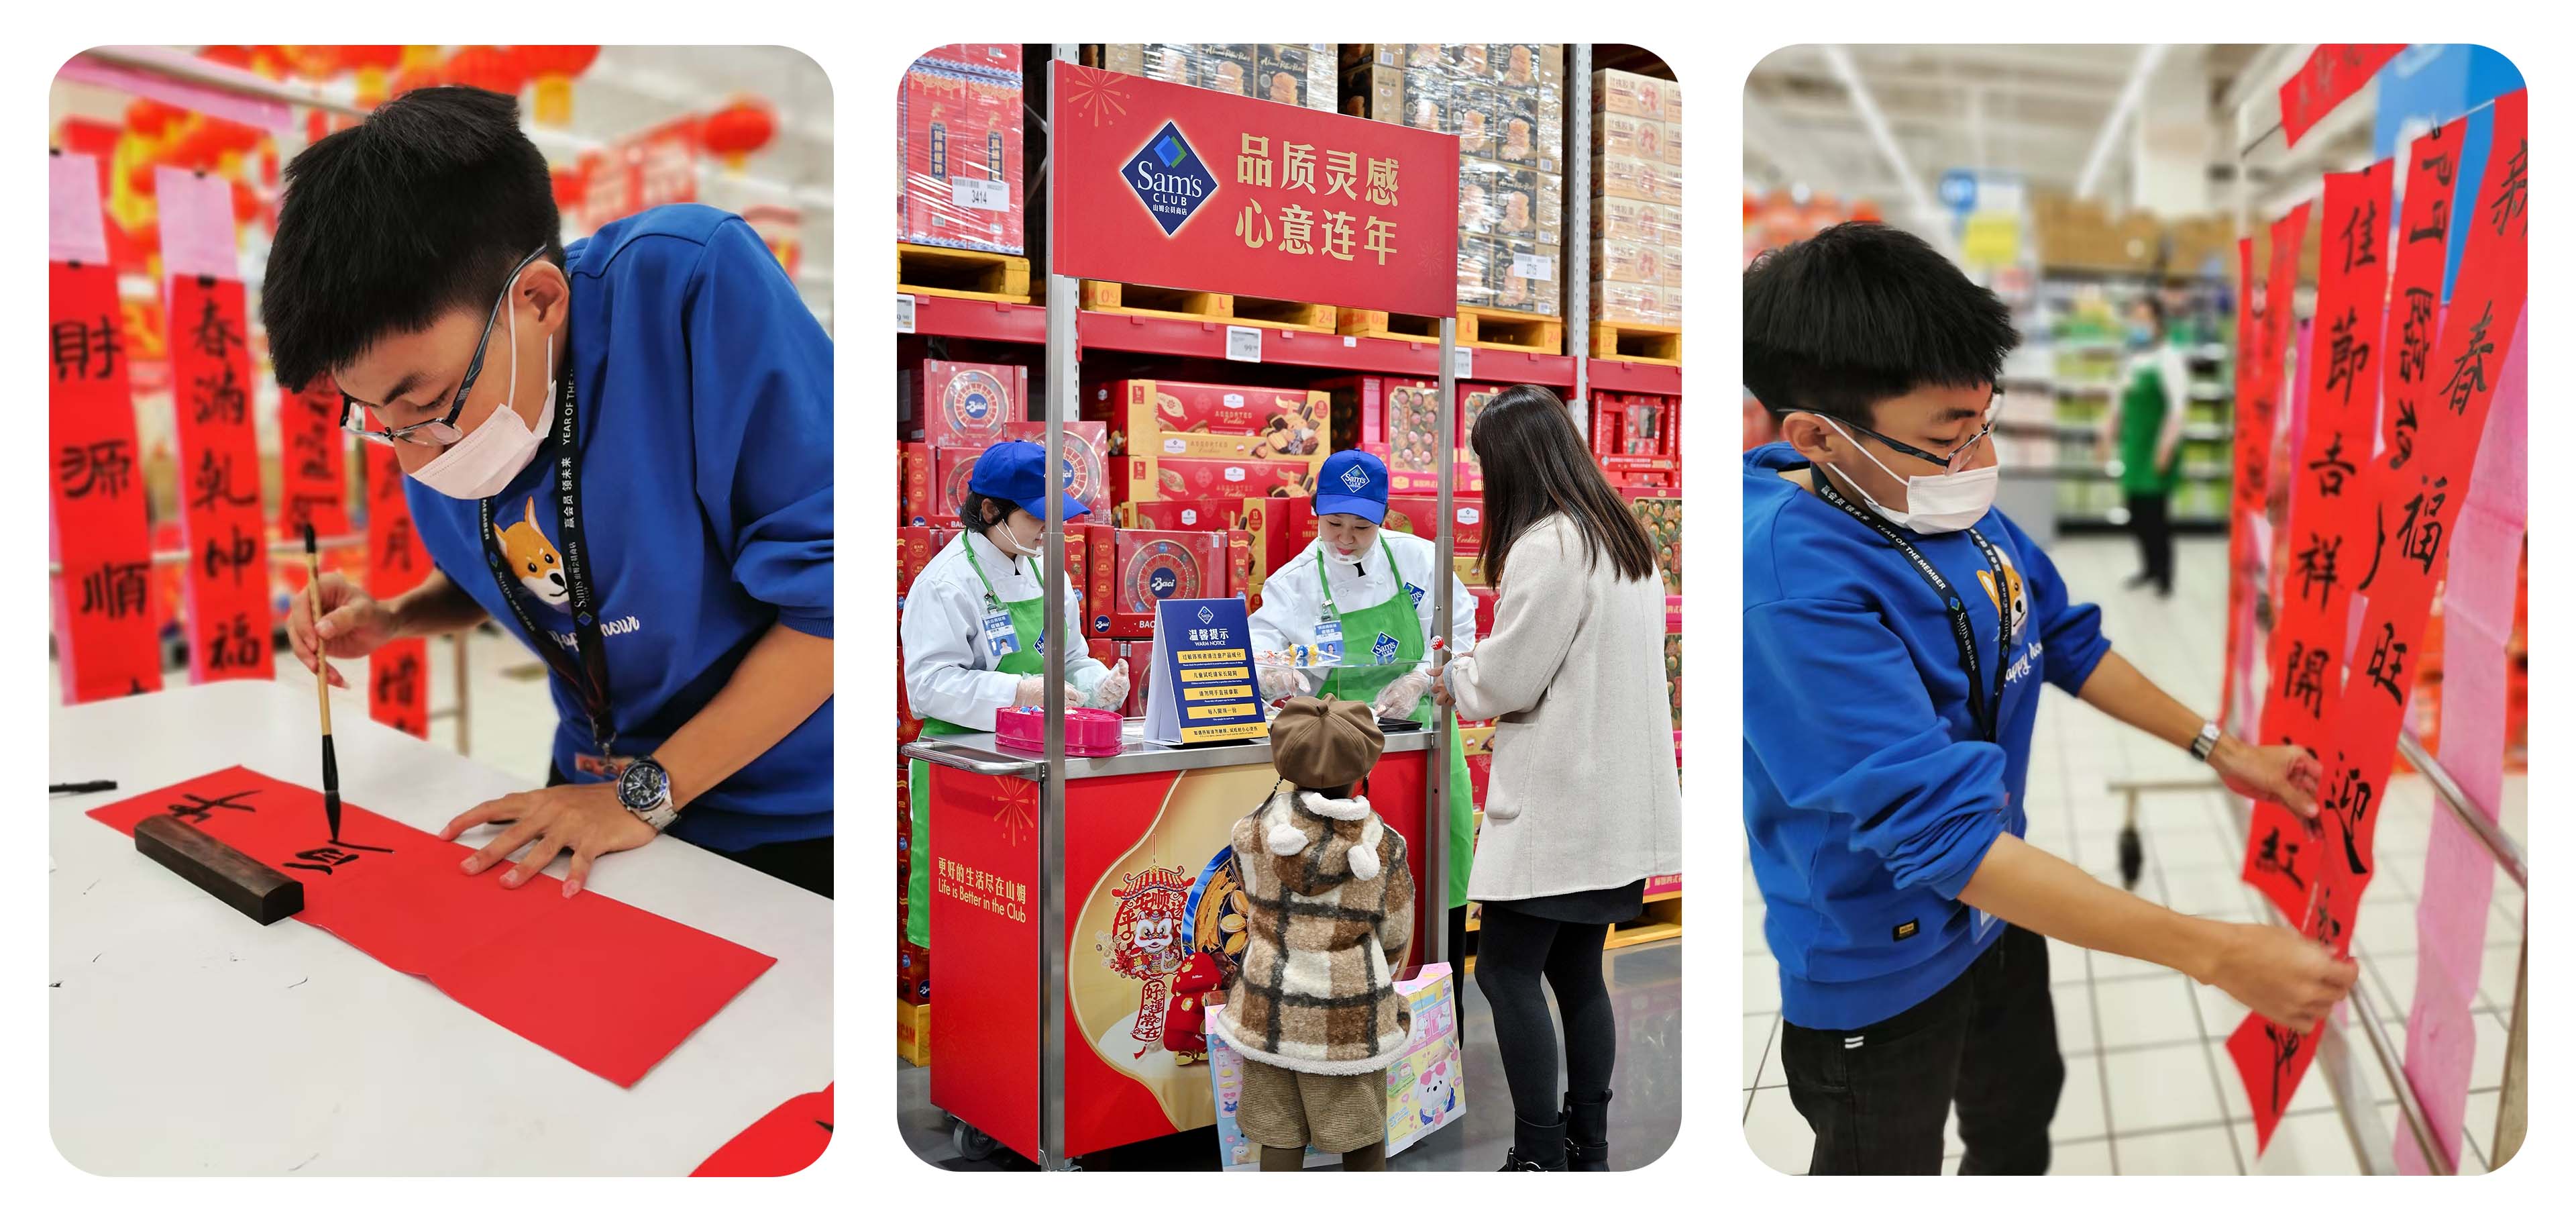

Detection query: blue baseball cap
xmin=968 ymin=440 xmax=1091 ymax=521
xmin=1313 ymin=449 xmax=1389 ymax=524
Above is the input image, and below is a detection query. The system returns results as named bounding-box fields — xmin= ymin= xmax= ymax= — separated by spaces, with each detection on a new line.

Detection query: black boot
xmin=1564 ymin=1090 xmax=1611 ymax=1171
xmin=1500 ymin=1111 xmax=1568 ymax=1170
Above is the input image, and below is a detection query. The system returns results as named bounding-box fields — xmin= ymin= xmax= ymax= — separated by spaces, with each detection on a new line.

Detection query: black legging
xmin=1474 ymin=903 xmax=1615 ymax=1121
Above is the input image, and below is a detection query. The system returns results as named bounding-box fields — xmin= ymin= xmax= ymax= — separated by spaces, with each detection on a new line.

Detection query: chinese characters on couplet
xmin=2323 ymin=310 xmax=2372 ymax=407
xmin=189 ymin=448 xmax=260 ymax=511
xmin=2282 ymin=640 xmax=2328 ymax=720
xmin=1235 ymin=134 xmax=1403 ymax=266
xmin=2319 ymin=760 xmax=2374 ymax=877
xmin=78 ymin=560 xmax=150 ymax=621
xmin=2365 ymin=622 xmax=2408 ymax=707
xmin=2408 ymin=145 xmax=2455 ymax=244
xmin=166 ymin=789 xmax=259 ymax=825
xmin=2306 ymin=433 xmax=2355 ymax=497
xmin=201 ymin=524 xmax=261 ymax=588
xmin=2395 ymin=474 xmax=2449 ymax=575
xmin=50 ymin=313 xmax=123 ymax=382
xmin=2292 ymin=534 xmax=2341 ymax=610
xmin=205 ymin=613 xmax=264 ymax=672
xmin=56 ymin=439 xmax=133 ymax=501
xmin=2339 ymin=198 xmax=2379 ymax=272
xmin=2489 ymin=138 xmax=2527 ymax=236
xmin=2442 ymin=301 xmax=2497 ymax=417
xmin=2253 ymin=824 xmax=2307 ymax=891
xmin=282 ymin=837 xmax=392 ymax=876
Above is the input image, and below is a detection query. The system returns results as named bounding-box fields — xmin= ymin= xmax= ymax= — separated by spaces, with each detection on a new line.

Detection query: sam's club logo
xmin=1340 ymin=464 xmax=1371 ymax=492
xmin=1127 ymin=120 xmax=1216 ymax=236
xmin=1373 ymin=632 xmax=1402 ymax=664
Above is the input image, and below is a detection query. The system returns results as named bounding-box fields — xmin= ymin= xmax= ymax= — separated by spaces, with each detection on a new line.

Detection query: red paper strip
xmin=2229 ymin=1009 xmax=2322 ymax=1152
xmin=48 ymin=258 xmax=164 ymax=703
xmin=2234 ymin=89 xmax=2526 ymax=1156
xmin=167 ymin=274 xmax=272 ymax=684
xmin=89 ymin=767 xmax=777 ymax=1087
xmin=2219 ymin=236 xmax=2259 ymax=735
xmin=2236 ymin=202 xmax=2314 ymax=922
xmin=2379 ymin=117 xmax=2467 ymax=476
xmin=366 ymin=442 xmax=435 ymax=736
xmin=278 ymin=378 xmax=352 ymax=564
xmin=2279 ymin=45 xmax=2407 ymax=149
xmin=692 ymin=1084 xmax=835 ymax=1176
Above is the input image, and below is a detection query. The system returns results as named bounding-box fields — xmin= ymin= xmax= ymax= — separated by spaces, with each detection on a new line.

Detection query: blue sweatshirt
xmin=1742 ymin=443 xmax=2109 ymax=1029
xmin=405 ymin=205 xmax=834 ymax=852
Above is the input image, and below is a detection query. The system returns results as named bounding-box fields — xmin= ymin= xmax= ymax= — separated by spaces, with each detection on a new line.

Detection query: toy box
xmin=1114 ymin=530 xmax=1228 ymax=615
xmin=1114 ymin=456 xmax=1317 ymax=505
xmin=998 ymin=421 xmax=1113 ymax=517
xmin=899 ymin=65 xmax=1025 ymax=255
xmin=917 ymin=360 xmax=1026 ymax=450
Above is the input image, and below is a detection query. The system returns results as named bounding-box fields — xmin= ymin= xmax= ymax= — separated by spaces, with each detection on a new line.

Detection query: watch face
xmin=619 ymin=761 xmax=667 ymax=808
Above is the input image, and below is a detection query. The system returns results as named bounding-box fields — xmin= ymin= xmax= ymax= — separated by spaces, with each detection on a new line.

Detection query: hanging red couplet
xmin=49 ymin=258 xmax=164 ymax=703
xmin=2236 ymin=201 xmax=2316 ymax=923
xmin=367 ymin=440 xmax=434 ymax=738
xmin=2279 ymin=45 xmax=2408 ymax=150
xmin=168 ymin=273 xmax=272 ymax=684
xmin=2378 ymin=117 xmax=2467 ymax=475
xmin=2233 ymin=89 xmax=2526 ymax=1155
xmin=278 ymin=376 xmax=353 ymax=599
xmin=2220 ymin=236 xmax=2260 ymax=736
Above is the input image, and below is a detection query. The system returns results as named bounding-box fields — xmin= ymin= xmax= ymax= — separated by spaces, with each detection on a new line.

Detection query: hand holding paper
xmin=2212 ymin=740 xmax=2322 ymax=817
xmin=441 ymin=781 xmax=657 ymax=897
xmin=2204 ymin=921 xmax=2359 ymax=1031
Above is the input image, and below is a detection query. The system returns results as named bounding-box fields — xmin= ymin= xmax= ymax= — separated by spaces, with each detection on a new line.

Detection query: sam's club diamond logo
xmin=1340 ymin=464 xmax=1371 ymax=492
xmin=1126 ymin=120 xmax=1216 ymax=236
xmin=1197 ymin=606 xmax=1216 ymax=625
xmin=1373 ymin=632 xmax=1402 ymax=664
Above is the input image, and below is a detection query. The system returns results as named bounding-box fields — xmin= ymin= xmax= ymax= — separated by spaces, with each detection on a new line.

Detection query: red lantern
xmin=125 ymin=97 xmax=186 ymax=139
xmin=517 ymin=45 xmax=600 ymax=126
xmin=339 ymin=45 xmax=407 ymax=107
xmin=699 ymin=99 xmax=777 ymax=173
xmin=231 ymin=178 xmax=262 ymax=225
xmin=281 ymin=45 xmax=343 ymax=84
xmin=445 ymin=45 xmax=528 ymax=99
xmin=551 ymin=164 xmax=588 ymax=215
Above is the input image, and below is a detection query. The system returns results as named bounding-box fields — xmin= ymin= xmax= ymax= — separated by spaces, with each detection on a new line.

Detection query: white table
xmin=48 ymin=680 xmax=831 ymax=1174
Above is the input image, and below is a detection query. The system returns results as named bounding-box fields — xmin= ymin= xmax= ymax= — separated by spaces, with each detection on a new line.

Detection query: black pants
xmin=547 ymin=764 xmax=833 ymax=898
xmin=1779 ymin=925 xmax=2063 ymax=1175
xmin=2126 ymin=491 xmax=2174 ymax=593
xmin=1473 ymin=902 xmax=1617 ymax=1123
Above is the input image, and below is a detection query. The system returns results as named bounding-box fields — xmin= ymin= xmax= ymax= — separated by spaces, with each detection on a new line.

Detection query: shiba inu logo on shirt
xmin=1976 ymin=552 xmax=2029 ymax=638
xmin=492 ymin=496 xmax=572 ymax=611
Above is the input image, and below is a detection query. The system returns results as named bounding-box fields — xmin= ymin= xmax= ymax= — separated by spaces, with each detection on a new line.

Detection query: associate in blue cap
xmin=967 ymin=439 xmax=1091 ymax=521
xmin=1313 ymin=448 xmax=1390 ymax=525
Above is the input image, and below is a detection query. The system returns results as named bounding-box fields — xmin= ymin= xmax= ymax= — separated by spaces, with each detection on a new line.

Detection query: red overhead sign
xmin=1051 ymin=62 xmax=1460 ymax=317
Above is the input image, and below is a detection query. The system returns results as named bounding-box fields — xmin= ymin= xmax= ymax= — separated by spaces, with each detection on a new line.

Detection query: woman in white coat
xmin=1432 ymin=385 xmax=1682 ymax=1172
xmin=900 ymin=441 xmax=1128 ymax=950
xmin=1249 ymin=448 xmax=1478 ymax=915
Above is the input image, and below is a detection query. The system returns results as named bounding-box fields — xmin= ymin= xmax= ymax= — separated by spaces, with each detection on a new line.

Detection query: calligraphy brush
xmin=301 ymin=524 xmax=341 ymax=844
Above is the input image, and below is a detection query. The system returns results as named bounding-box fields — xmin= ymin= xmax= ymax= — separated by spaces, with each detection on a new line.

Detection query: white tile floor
xmin=48 ymin=624 xmax=566 ymax=787
xmin=1743 ymin=535 xmax=2527 ymax=1174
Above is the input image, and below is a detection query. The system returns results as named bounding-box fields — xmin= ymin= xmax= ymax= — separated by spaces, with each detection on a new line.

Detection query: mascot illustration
xmin=492 ymin=497 xmax=572 ymax=611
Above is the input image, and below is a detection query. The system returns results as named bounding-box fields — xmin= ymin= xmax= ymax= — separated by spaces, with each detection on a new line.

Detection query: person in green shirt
xmin=2097 ymin=295 xmax=2190 ymax=597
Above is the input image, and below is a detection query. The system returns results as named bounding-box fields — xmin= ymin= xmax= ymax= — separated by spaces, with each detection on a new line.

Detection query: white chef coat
xmin=1249 ymin=528 xmax=1478 ymax=695
xmin=900 ymin=529 xmax=1111 ymax=729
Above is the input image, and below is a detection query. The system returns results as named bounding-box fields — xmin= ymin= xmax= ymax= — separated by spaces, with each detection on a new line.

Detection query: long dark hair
xmin=1469 ymin=385 xmax=1658 ymax=589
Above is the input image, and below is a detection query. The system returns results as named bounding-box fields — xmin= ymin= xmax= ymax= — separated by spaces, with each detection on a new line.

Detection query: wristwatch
xmin=2189 ymin=721 xmax=2222 ymax=764
xmin=616 ymin=756 xmax=682 ymax=832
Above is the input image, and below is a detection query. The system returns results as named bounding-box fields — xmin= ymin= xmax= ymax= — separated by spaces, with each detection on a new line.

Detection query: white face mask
xmin=410 ymin=286 xmax=556 ymax=501
xmin=1818 ymin=415 xmax=2000 ymax=535
xmin=1322 ymin=531 xmax=1377 ymax=566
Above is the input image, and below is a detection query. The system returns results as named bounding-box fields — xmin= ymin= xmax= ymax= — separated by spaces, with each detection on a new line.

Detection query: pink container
xmin=994 ymin=706 xmax=1127 ymax=758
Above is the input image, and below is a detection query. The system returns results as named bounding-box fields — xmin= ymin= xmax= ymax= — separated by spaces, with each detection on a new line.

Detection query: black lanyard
xmin=478 ymin=360 xmax=616 ymax=759
xmin=1812 ymin=464 xmax=2015 ymax=744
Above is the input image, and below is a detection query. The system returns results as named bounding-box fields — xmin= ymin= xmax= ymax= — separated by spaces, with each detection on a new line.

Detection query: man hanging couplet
xmin=2235 ymin=201 xmax=2316 ymax=925
xmin=366 ymin=440 xmax=434 ymax=738
xmin=2231 ymin=89 xmax=2526 ymax=1155
xmin=48 ymin=152 xmax=162 ymax=703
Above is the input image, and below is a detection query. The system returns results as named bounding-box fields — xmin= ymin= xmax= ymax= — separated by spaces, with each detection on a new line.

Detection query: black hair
xmin=1468 ymin=385 xmax=1658 ymax=589
xmin=261 ymin=86 xmax=562 ymax=391
xmin=958 ymin=491 xmax=1028 ymax=536
xmin=2135 ymin=293 xmax=2169 ymax=333
xmin=1741 ymin=221 xmax=2021 ymax=425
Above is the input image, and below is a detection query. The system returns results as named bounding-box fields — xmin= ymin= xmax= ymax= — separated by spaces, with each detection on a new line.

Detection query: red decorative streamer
xmin=48 ymin=259 xmax=164 ymax=702
xmin=167 ymin=273 xmax=271 ymax=684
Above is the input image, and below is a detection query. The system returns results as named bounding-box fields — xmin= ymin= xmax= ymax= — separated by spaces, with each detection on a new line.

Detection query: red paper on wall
xmin=48 ymin=258 xmax=164 ymax=703
xmin=2219 ymin=238 xmax=2259 ymax=736
xmin=277 ymin=377 xmax=352 ymax=570
xmin=2377 ymin=117 xmax=2467 ymax=476
xmin=2235 ymin=202 xmax=2314 ymax=921
xmin=89 ymin=767 xmax=777 ymax=1087
xmin=2279 ymin=45 xmax=2407 ymax=149
xmin=168 ymin=274 xmax=272 ymax=684
xmin=366 ymin=441 xmax=435 ymax=737
xmin=691 ymin=1084 xmax=834 ymax=1176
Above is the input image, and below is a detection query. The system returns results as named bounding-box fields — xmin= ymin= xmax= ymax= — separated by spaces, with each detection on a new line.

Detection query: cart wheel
xmin=952 ymin=1119 xmax=1000 ymax=1162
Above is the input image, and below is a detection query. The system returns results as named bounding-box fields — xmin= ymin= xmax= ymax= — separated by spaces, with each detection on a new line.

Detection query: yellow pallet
xmin=1591 ymin=321 xmax=1682 ymax=366
xmin=897 ymin=999 xmax=931 ymax=1067
xmin=1336 ymin=307 xmax=1447 ymax=345
xmin=1458 ymin=305 xmax=1565 ymax=355
xmin=1080 ymin=279 xmax=1336 ymax=334
xmin=1605 ymin=897 xmax=1684 ymax=951
xmin=896 ymin=243 xmax=1031 ymax=303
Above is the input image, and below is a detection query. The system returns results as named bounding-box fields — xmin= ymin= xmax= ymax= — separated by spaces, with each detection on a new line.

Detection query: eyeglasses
xmin=1830 ymin=392 xmax=2002 ymax=476
xmin=340 ymin=246 xmax=549 ymax=448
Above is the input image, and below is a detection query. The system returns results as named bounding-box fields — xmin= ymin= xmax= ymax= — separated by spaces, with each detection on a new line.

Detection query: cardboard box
xmin=1594 ymin=238 xmax=1682 ymax=289
xmin=1382 ymin=493 xmax=1488 ymax=551
xmin=1112 ymin=456 xmax=1317 ymax=505
xmin=1660 ymin=76 xmax=1683 ymax=125
xmin=1252 ymin=44 xmax=1332 ymax=110
xmin=1491 ymin=238 xmax=1562 ymax=314
xmin=902 ymin=442 xmax=933 ymax=525
xmin=1454 ymin=554 xmax=1487 ymax=587
xmin=1596 ymin=281 xmax=1679 ymax=327
xmin=1595 ymin=68 xmax=1666 ymax=120
xmin=899 ymin=67 xmax=1025 ymax=255
xmin=1591 ymin=196 xmax=1682 ymax=246
xmin=1594 ymin=154 xmax=1682 ymax=207
xmin=1114 ymin=530 xmax=1228 ymax=614
xmin=997 ymin=421 xmax=1112 ymax=517
xmin=1120 ymin=501 xmax=1236 ymax=532
xmin=918 ymin=360 xmax=1026 ymax=450
xmin=897 ymin=1000 xmax=931 ymax=1065
xmin=1383 ymin=377 xmax=1450 ymax=474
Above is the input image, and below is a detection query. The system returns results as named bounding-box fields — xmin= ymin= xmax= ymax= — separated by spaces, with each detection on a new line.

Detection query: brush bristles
xmin=303 ymin=523 xmax=317 ymax=555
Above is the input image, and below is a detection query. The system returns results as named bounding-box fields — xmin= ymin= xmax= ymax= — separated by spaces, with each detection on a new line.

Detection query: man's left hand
xmin=2213 ymin=740 xmax=2323 ymax=817
xmin=441 ymin=781 xmax=658 ymax=897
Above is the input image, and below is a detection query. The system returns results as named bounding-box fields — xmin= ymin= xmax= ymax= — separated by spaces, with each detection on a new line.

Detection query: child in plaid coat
xmin=1208 ymin=696 xmax=1417 ymax=1170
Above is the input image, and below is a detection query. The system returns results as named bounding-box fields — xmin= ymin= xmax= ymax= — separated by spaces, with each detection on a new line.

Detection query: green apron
xmin=1312 ymin=542 xmax=1476 ymax=909
xmin=908 ymin=540 xmax=1046 ymax=950
xmin=2118 ymin=350 xmax=2184 ymax=495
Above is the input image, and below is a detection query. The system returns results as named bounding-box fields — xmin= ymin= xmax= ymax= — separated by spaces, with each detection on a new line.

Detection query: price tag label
xmin=896 ymin=294 xmax=916 ymax=334
xmin=1226 ymin=325 xmax=1263 ymax=364
xmin=951 ymin=177 xmax=1012 ymax=213
xmin=1451 ymin=345 xmax=1474 ymax=381
xmin=1512 ymin=252 xmax=1554 ymax=282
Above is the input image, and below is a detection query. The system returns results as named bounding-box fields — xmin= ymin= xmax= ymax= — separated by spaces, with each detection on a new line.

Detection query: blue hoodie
xmin=1743 ymin=443 xmax=2109 ymax=1029
xmin=404 ymin=205 xmax=834 ymax=852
